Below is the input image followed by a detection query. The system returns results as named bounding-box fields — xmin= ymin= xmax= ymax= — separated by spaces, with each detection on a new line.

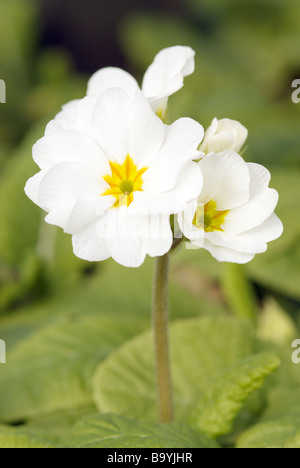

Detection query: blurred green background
xmin=0 ymin=0 xmax=300 ymax=448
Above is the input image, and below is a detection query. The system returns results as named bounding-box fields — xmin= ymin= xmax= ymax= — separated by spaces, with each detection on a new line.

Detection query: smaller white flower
xmin=199 ymin=118 xmax=248 ymax=154
xmin=179 ymin=151 xmax=283 ymax=264
xmin=87 ymin=45 xmax=195 ymax=119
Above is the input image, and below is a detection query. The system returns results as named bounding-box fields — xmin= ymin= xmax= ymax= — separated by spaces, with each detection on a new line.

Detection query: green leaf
xmin=236 ymin=368 xmax=300 ymax=448
xmin=26 ymin=406 xmax=97 ymax=437
xmin=221 ymin=263 xmax=258 ymax=324
xmin=257 ymin=298 xmax=298 ymax=346
xmin=92 ymin=317 xmax=259 ymax=423
xmin=260 ymin=387 xmax=300 ymax=423
xmin=189 ymin=352 xmax=280 ymax=437
xmin=0 ymin=311 xmax=146 ymax=423
xmin=0 ymin=425 xmax=58 ymax=448
xmin=64 ymin=413 xmax=219 ymax=448
xmin=0 ymin=256 xmax=225 ymax=423
xmin=236 ymin=418 xmax=300 ymax=449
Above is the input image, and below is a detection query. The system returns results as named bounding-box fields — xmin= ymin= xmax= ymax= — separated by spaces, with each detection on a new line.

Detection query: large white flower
xmin=179 ymin=151 xmax=283 ymax=264
xmin=25 ymin=88 xmax=204 ymax=268
xmin=199 ymin=118 xmax=248 ymax=154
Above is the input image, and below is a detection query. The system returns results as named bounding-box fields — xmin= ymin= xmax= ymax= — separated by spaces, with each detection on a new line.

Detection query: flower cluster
xmin=25 ymin=46 xmax=283 ymax=267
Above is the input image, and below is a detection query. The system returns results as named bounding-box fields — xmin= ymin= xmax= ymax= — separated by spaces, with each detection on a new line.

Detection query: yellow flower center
xmin=193 ymin=200 xmax=229 ymax=232
xmin=102 ymin=155 xmax=148 ymax=208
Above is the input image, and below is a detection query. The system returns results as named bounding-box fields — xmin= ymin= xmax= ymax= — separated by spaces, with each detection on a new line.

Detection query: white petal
xmin=198 ymin=152 xmax=250 ymax=210
xmin=46 ymin=97 xmax=100 ymax=138
xmin=205 ymin=231 xmax=267 ymax=255
xmin=64 ymin=196 xmax=114 ymax=234
xmin=224 ymin=188 xmax=279 ymax=235
xmin=163 ymin=118 xmax=204 ymax=158
xmin=200 ymin=118 xmax=218 ymax=147
xmin=129 ymin=91 xmax=164 ymax=166
xmin=143 ymin=216 xmax=173 ymax=258
xmin=130 ymin=191 xmax=187 ymax=216
xmin=102 ymin=209 xmax=146 ymax=267
xmin=132 ymin=162 xmax=202 ymax=216
xmin=87 ymin=67 xmax=139 ymax=98
xmin=204 ymin=132 xmax=235 ymax=154
xmin=247 ymin=163 xmax=271 ymax=196
xmin=44 ymin=202 xmax=76 ymax=229
xmin=33 ymin=130 xmax=110 ymax=175
xmin=196 ymin=156 xmax=223 ymax=205
xmin=106 ymin=236 xmax=146 ymax=268
xmin=202 ymin=239 xmax=255 ymax=264
xmin=75 ymin=96 xmax=99 ymax=137
xmin=72 ymin=220 xmax=110 ymax=262
xmin=216 ymin=119 xmax=248 ymax=153
xmin=103 ymin=208 xmax=172 ymax=267
xmin=177 ymin=201 xmax=204 ymax=244
xmin=148 ymin=96 xmax=168 ymax=119
xmin=25 ymin=171 xmax=47 ymax=208
xmin=45 ymin=119 xmax=65 ymax=136
xmin=92 ymin=88 xmax=133 ymax=163
xmin=245 ymin=213 xmax=283 ymax=243
xmin=143 ymin=118 xmax=203 ymax=193
xmin=51 ymin=96 xmax=100 ymax=140
xmin=45 ymin=100 xmax=80 ymax=135
xmin=169 ymin=161 xmax=203 ymax=203
xmin=38 ymin=162 xmax=103 ymax=214
xmin=201 ymin=216 xmax=282 ymax=256
xmin=142 ymin=46 xmax=195 ymax=103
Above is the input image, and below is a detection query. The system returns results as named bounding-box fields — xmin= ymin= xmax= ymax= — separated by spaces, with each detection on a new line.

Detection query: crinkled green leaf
xmin=261 ymin=387 xmax=300 ymax=423
xmin=92 ymin=317 xmax=258 ymax=423
xmin=0 ymin=424 xmax=58 ymax=448
xmin=0 ymin=257 xmax=224 ymax=423
xmin=236 ymin=418 xmax=300 ymax=449
xmin=64 ymin=413 xmax=219 ymax=449
xmin=0 ymin=311 xmax=146 ymax=423
xmin=236 ymin=363 xmax=300 ymax=448
xmin=189 ymin=352 xmax=280 ymax=437
xmin=26 ymin=406 xmax=97 ymax=437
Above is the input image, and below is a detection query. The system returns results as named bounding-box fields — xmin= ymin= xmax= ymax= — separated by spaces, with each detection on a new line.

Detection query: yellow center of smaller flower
xmin=193 ymin=200 xmax=229 ymax=232
xmin=102 ymin=155 xmax=148 ymax=208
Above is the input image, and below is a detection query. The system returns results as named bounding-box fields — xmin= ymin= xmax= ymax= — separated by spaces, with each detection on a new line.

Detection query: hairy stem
xmin=152 ymin=253 xmax=174 ymax=423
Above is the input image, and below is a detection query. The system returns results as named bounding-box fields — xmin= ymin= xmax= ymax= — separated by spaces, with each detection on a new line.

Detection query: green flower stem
xmin=152 ymin=253 xmax=174 ymax=424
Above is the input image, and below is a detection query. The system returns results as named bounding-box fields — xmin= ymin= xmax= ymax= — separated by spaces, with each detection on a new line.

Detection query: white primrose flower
xmin=82 ymin=45 xmax=194 ymax=120
xmin=179 ymin=151 xmax=283 ymax=264
xmin=199 ymin=118 xmax=248 ymax=154
xmin=25 ymin=88 xmax=204 ymax=268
